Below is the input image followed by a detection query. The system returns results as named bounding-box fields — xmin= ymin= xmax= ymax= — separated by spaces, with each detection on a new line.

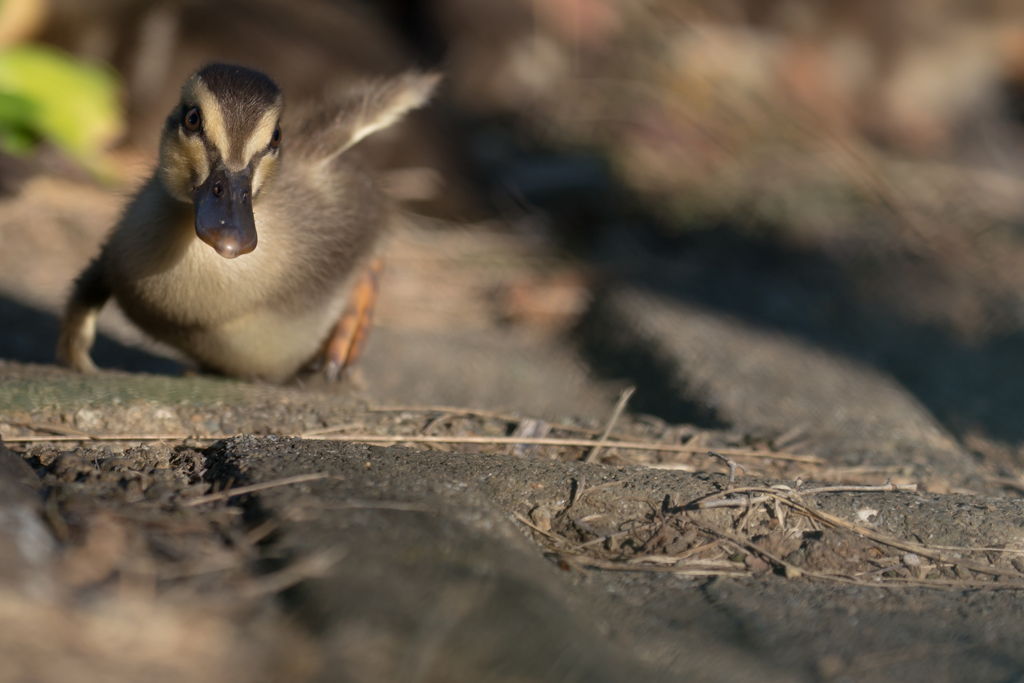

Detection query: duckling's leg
xmin=322 ymin=258 xmax=383 ymax=381
xmin=57 ymin=258 xmax=110 ymax=373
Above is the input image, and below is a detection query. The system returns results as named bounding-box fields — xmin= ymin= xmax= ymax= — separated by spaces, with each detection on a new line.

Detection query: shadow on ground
xmin=440 ymin=128 xmax=1024 ymax=449
xmin=0 ymin=297 xmax=182 ymax=375
xmin=575 ymin=223 xmax=1024 ymax=446
xmin=573 ymin=307 xmax=729 ymax=429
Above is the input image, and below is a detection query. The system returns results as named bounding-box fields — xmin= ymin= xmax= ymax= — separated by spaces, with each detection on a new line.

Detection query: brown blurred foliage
xmin=426 ymin=0 xmax=1024 ymax=221
xmin=434 ymin=0 xmax=1024 ymax=149
xmin=19 ymin=0 xmax=1024 ymax=228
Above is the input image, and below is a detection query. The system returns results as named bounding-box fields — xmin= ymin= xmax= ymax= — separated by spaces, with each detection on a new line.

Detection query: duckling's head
xmin=158 ymin=64 xmax=283 ymax=259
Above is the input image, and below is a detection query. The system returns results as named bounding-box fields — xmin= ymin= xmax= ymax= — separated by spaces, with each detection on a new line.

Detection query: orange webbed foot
xmin=321 ymin=258 xmax=383 ymax=381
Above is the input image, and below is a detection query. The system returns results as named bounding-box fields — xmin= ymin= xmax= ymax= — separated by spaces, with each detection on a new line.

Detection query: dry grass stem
xmin=364 ymin=404 xmax=520 ymax=422
xmin=183 ymin=473 xmax=340 ymax=506
xmin=511 ymin=472 xmax=1024 ymax=591
xmin=708 ymin=451 xmax=747 ymax=485
xmin=346 ymin=403 xmax=700 ymax=440
xmin=702 ymin=524 xmax=862 ymax=584
xmin=236 ymin=548 xmax=343 ymax=599
xmin=513 ymin=512 xmax=577 ymax=548
xmin=692 ymin=481 xmax=918 ymax=509
xmin=584 ymin=386 xmax=636 ymax=463
xmin=3 ymin=420 xmax=97 ymax=438
xmin=305 ymin=435 xmax=822 ymax=462
xmin=685 ymin=486 xmax=1024 ymax=582
xmin=925 ymin=545 xmax=1024 ymax=554
xmin=4 ymin=420 xmax=824 ymax=466
xmin=4 ymin=433 xmax=202 ymax=443
xmin=568 ymin=556 xmax=748 ymax=577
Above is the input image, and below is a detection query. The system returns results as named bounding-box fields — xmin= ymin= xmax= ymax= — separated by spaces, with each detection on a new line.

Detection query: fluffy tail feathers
xmin=287 ymin=71 xmax=442 ymax=162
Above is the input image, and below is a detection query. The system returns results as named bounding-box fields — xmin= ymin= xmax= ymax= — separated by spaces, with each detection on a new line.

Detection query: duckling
xmin=57 ymin=63 xmax=439 ymax=383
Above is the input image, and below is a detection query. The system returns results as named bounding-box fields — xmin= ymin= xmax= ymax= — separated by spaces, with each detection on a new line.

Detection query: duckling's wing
xmin=286 ymin=71 xmax=441 ymax=163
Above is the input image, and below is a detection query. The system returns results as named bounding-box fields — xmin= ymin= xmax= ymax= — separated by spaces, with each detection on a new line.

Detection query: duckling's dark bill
xmin=193 ymin=166 xmax=257 ymax=259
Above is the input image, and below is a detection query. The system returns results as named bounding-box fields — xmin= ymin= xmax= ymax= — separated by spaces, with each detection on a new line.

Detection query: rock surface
xmin=579 ymin=287 xmax=980 ymax=489
xmin=3 ymin=365 xmax=1024 ymax=682
xmin=0 ymin=434 xmax=55 ymax=598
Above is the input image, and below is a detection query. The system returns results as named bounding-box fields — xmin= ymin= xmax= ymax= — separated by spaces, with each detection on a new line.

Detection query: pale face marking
xmin=185 ymin=81 xmax=232 ymax=167
xmin=242 ymin=108 xmax=281 ymax=167
xmin=250 ymin=154 xmax=278 ymax=197
xmin=176 ymin=128 xmax=210 ymax=184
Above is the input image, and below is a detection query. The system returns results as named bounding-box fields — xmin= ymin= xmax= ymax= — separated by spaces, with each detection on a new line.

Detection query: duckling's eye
xmin=270 ymin=125 xmax=281 ymax=149
xmin=184 ymin=107 xmax=201 ymax=132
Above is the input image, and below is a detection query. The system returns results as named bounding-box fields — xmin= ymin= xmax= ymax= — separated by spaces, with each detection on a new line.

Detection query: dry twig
xmin=304 ymin=434 xmax=821 ymax=462
xmin=684 ymin=485 xmax=1024 ymax=582
xmin=513 ymin=472 xmax=1024 ymax=591
xmin=4 ymin=433 xmax=202 ymax=443
xmin=708 ymin=451 xmax=747 ymax=485
xmin=4 ymin=425 xmax=822 ymax=464
xmin=567 ymin=556 xmax=748 ymax=577
xmin=183 ymin=473 xmax=340 ymax=506
xmin=690 ymin=481 xmax=917 ymax=509
xmin=4 ymin=418 xmax=823 ymax=468
xmin=585 ymin=386 xmax=635 ymax=463
xmin=236 ymin=548 xmax=343 ymax=598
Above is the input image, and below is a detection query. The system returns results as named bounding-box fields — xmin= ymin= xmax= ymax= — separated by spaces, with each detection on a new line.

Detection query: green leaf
xmin=0 ymin=44 xmax=124 ymax=177
xmin=0 ymin=91 xmax=38 ymax=152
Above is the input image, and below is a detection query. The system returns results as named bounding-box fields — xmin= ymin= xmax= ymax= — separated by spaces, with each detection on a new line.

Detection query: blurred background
xmin=3 ymin=0 xmax=1024 ymax=482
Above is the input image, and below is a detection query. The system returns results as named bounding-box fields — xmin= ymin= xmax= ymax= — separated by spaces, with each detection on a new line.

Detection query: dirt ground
xmin=4 ymin=358 xmax=1024 ymax=682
